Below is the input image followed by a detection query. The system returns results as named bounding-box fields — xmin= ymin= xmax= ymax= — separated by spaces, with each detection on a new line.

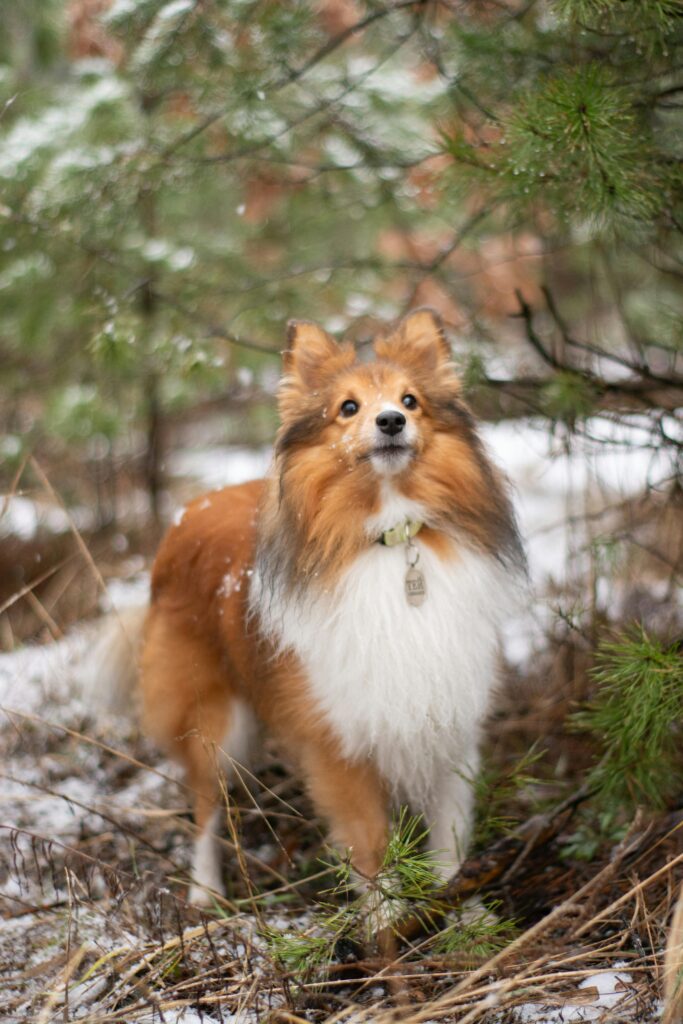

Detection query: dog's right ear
xmin=283 ymin=320 xmax=354 ymax=389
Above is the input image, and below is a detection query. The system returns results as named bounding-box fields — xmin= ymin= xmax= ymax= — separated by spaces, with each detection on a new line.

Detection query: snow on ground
xmin=514 ymin=966 xmax=634 ymax=1022
xmin=167 ymin=444 xmax=272 ymax=492
xmin=0 ymin=628 xmax=92 ymax=718
xmin=0 ymin=618 xmax=277 ymax=1021
xmin=482 ymin=414 xmax=677 ymax=586
xmin=482 ymin=415 xmax=681 ymax=664
xmin=0 ymin=495 xmax=92 ymax=540
xmin=1 ymin=417 xmax=677 ymax=1021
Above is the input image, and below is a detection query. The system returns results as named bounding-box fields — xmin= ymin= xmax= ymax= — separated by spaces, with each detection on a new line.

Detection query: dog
xmin=98 ymin=308 xmax=524 ymax=908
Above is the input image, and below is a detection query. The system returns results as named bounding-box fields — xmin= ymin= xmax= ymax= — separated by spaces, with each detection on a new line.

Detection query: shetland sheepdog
xmin=98 ymin=308 xmax=524 ymax=907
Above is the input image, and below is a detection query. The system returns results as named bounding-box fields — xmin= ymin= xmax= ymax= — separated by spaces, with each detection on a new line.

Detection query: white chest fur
xmin=255 ymin=528 xmax=518 ymax=804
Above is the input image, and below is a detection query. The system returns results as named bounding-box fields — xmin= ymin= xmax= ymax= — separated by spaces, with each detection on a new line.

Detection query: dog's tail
xmin=80 ymin=604 xmax=147 ymax=721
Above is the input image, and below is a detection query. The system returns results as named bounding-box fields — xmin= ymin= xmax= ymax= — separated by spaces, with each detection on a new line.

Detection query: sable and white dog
xmin=98 ymin=309 xmax=524 ymax=906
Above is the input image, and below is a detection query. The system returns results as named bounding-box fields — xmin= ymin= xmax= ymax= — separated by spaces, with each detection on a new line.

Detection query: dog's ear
xmin=375 ymin=308 xmax=452 ymax=373
xmin=283 ymin=320 xmax=354 ymax=388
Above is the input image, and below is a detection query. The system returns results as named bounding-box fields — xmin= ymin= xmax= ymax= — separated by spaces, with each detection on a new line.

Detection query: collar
xmin=378 ymin=519 xmax=423 ymax=547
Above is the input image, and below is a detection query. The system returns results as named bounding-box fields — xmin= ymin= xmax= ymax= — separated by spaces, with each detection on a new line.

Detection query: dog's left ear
xmin=375 ymin=308 xmax=452 ymax=372
xmin=283 ymin=320 xmax=354 ymax=388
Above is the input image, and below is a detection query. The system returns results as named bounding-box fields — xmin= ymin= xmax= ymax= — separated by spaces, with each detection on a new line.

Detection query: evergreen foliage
xmin=1 ymin=0 xmax=680 ymax=473
xmin=572 ymin=629 xmax=683 ymax=811
xmin=264 ymin=808 xmax=510 ymax=979
xmin=473 ymin=743 xmax=545 ymax=846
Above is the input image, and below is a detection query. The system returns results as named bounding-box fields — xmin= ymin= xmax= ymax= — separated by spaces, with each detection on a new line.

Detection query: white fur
xmin=188 ymin=698 xmax=259 ymax=906
xmin=369 ymin=448 xmax=413 ymax=476
xmin=79 ymin=605 xmax=147 ymax=721
xmin=425 ymin=751 xmax=479 ymax=879
xmin=188 ymin=807 xmax=224 ymax=906
xmin=218 ymin=697 xmax=260 ymax=776
xmin=364 ymin=483 xmax=426 ymax=538
xmin=254 ymin=500 xmax=519 ymax=828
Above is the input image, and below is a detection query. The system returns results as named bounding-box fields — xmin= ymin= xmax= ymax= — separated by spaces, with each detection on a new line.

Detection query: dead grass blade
xmin=663 ymin=882 xmax=683 ymax=1024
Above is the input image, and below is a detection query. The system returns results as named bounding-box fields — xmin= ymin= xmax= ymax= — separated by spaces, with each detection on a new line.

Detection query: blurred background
xmin=0 ymin=4 xmax=682 ymax=1018
xmin=1 ymin=0 xmax=683 ymax=802
xmin=1 ymin=0 xmax=681 ymax=655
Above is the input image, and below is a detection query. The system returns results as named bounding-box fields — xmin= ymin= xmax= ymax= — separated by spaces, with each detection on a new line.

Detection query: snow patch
xmin=515 ymin=967 xmax=633 ymax=1022
xmin=167 ymin=445 xmax=271 ymax=491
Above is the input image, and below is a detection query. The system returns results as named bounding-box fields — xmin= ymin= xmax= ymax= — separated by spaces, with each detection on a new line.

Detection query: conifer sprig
xmin=263 ymin=808 xmax=508 ymax=980
xmin=572 ymin=628 xmax=683 ymax=810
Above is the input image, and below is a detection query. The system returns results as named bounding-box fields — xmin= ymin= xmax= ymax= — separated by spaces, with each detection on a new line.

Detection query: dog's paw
xmin=457 ymin=895 xmax=499 ymax=927
xmin=187 ymin=881 xmax=224 ymax=908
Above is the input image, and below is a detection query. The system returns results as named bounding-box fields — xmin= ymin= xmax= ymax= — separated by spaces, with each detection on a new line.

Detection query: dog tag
xmin=405 ymin=566 xmax=426 ymax=607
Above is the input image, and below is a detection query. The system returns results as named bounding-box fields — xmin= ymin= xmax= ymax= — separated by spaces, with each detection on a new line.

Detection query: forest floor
xmin=1 ymin=416 xmax=681 ymax=1023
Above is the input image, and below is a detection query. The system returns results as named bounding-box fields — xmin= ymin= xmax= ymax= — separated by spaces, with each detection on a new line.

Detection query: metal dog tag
xmin=405 ymin=566 xmax=426 ymax=607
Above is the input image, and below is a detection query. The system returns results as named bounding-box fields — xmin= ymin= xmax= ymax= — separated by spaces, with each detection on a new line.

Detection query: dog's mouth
xmin=358 ymin=442 xmax=414 ymax=464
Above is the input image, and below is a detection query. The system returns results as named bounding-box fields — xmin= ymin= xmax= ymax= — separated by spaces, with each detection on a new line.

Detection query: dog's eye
xmin=402 ymin=394 xmax=418 ymax=410
xmin=340 ymin=399 xmax=359 ymax=417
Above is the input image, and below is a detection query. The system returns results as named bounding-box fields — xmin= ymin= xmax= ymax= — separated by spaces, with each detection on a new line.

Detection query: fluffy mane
xmin=255 ymin=310 xmax=525 ymax=596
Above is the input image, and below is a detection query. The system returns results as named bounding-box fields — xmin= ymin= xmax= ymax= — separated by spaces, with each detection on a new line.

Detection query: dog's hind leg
xmin=140 ymin=608 xmax=255 ymax=907
xmin=185 ymin=698 xmax=258 ymax=905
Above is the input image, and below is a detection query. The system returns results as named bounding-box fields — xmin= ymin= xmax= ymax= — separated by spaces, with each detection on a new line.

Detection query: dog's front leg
xmin=298 ymin=740 xmax=389 ymax=880
xmin=296 ymin=737 xmax=401 ymax=943
xmin=424 ymin=746 xmax=480 ymax=884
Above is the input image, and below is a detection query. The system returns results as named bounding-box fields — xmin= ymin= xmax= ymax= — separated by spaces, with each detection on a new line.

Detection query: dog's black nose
xmin=376 ymin=410 xmax=406 ymax=436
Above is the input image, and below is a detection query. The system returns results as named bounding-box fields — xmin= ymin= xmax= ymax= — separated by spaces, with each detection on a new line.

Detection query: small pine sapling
xmin=571 ymin=628 xmax=683 ymax=813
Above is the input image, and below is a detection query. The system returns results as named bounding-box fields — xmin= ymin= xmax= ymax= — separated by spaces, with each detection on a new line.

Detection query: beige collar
xmin=378 ymin=519 xmax=423 ymax=547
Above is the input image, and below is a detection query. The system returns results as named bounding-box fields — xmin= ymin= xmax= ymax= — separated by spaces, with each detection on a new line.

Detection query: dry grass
xmin=3 ymin=645 xmax=682 ymax=1023
xmin=1 ymin=461 xmax=682 ymax=1023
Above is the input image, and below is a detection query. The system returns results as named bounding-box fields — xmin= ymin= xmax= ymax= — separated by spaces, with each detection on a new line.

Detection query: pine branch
xmin=511 ymin=291 xmax=683 ymax=418
xmin=161 ymin=0 xmax=430 ymax=159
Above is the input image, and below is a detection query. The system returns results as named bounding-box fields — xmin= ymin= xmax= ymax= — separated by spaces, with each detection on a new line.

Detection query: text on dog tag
xmin=405 ymin=566 xmax=426 ymax=607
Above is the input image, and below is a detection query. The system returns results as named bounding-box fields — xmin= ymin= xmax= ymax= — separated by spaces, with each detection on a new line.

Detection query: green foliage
xmin=431 ymin=899 xmax=516 ymax=958
xmin=442 ymin=60 xmax=673 ymax=236
xmin=553 ymin=0 xmax=681 ymax=40
xmin=473 ymin=744 xmax=546 ymax=846
xmin=263 ymin=809 xmax=509 ymax=980
xmin=0 ymin=0 xmax=681 ymax=472
xmin=572 ymin=628 xmax=683 ymax=811
xmin=542 ymin=371 xmax=598 ymax=424
xmin=381 ymin=808 xmax=444 ymax=907
xmin=264 ymin=918 xmax=344 ymax=977
xmin=505 ymin=66 xmax=664 ymax=230
xmin=46 ymin=384 xmax=120 ymax=443
xmin=560 ymin=807 xmax=628 ymax=861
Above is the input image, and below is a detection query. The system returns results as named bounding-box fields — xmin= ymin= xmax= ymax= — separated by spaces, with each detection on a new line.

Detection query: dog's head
xmin=277 ymin=308 xmax=465 ymax=480
xmin=264 ymin=308 xmax=522 ymax=582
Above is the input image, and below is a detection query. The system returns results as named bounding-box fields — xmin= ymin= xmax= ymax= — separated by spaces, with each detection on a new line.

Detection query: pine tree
xmin=0 ymin=0 xmax=680 ymax=501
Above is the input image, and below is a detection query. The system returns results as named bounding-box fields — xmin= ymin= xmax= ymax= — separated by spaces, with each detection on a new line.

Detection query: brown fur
xmin=142 ymin=481 xmax=391 ymax=880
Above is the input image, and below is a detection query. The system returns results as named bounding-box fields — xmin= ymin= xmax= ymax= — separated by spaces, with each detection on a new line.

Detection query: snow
xmin=167 ymin=444 xmax=271 ymax=491
xmin=482 ymin=415 xmax=679 ymax=586
xmin=0 ymin=76 xmax=127 ymax=178
xmin=104 ymin=0 xmax=141 ymax=21
xmin=141 ymin=237 xmax=195 ymax=269
xmin=133 ymin=1011 xmax=236 ymax=1024
xmin=0 ymin=493 xmax=95 ymax=541
xmin=102 ymin=571 xmax=150 ymax=612
xmin=515 ymin=967 xmax=633 ymax=1021
xmin=155 ymin=0 xmax=195 ymax=21
xmin=0 ymin=629 xmax=90 ymax=716
xmin=0 ymin=422 xmax=669 ymax=1022
xmin=481 ymin=415 xmax=681 ymax=664
xmin=0 ymin=495 xmax=71 ymax=540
